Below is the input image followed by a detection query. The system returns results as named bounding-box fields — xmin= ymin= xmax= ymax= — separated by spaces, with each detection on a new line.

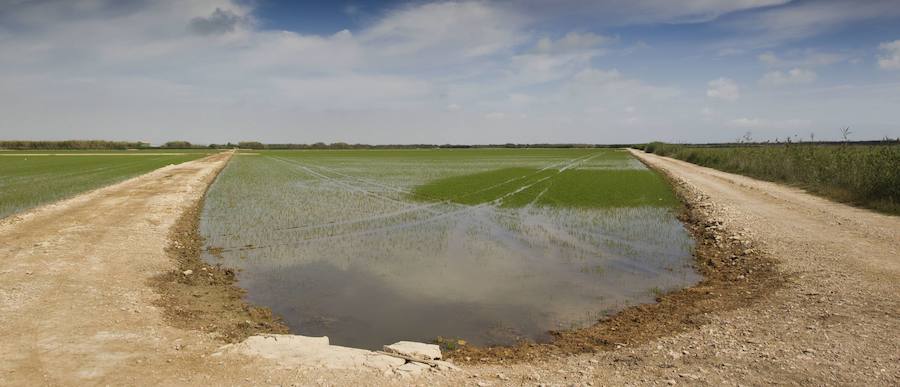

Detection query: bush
xmin=642 ymin=143 xmax=900 ymax=214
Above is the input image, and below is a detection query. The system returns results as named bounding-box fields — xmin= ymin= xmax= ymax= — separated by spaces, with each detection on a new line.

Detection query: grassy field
xmin=200 ymin=148 xmax=697 ymax=348
xmin=638 ymin=142 xmax=900 ymax=214
xmin=0 ymin=151 xmax=211 ymax=218
xmin=413 ymin=167 xmax=678 ymax=208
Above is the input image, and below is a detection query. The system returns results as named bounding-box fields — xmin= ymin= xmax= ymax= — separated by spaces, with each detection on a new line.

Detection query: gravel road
xmin=1 ymin=150 xmax=897 ymax=386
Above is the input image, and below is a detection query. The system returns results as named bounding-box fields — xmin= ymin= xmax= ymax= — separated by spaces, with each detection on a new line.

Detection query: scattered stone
xmin=230 ymin=334 xmax=404 ymax=371
xmin=396 ymin=361 xmax=429 ymax=376
xmin=432 ymin=360 xmax=461 ymax=371
xmin=383 ymin=341 xmax=442 ymax=361
xmin=182 ymin=269 xmax=193 ymax=276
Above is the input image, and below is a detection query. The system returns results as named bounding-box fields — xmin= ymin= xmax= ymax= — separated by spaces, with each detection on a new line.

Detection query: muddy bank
xmin=151 ymin=149 xmax=784 ymax=360
xmin=150 ymin=152 xmax=290 ymax=342
xmin=445 ymin=159 xmax=786 ymax=363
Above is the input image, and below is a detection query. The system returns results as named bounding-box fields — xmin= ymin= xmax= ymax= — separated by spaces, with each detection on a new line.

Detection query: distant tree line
xmin=5 ymin=138 xmax=897 ymax=151
xmin=205 ymin=142 xmax=628 ymax=150
xmin=0 ymin=140 xmax=150 ymax=150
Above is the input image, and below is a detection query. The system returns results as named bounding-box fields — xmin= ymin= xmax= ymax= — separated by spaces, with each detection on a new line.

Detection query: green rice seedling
xmin=198 ymin=148 xmax=699 ymax=349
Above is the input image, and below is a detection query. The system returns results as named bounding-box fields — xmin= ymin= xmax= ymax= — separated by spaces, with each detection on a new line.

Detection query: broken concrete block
xmin=396 ymin=361 xmax=430 ymax=375
xmin=383 ymin=341 xmax=442 ymax=361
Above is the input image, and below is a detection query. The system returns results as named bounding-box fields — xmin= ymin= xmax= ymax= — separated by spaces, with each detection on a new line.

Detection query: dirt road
xmin=0 ymin=153 xmax=377 ymax=385
xmin=447 ymin=150 xmax=899 ymax=385
xmin=1 ymin=150 xmax=898 ymax=386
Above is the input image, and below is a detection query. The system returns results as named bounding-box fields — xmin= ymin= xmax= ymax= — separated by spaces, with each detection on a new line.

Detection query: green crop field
xmin=200 ymin=148 xmax=698 ymax=349
xmin=0 ymin=152 xmax=211 ymax=218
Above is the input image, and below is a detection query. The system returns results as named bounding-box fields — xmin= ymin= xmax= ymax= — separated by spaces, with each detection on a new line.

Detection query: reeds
xmin=640 ymin=142 xmax=900 ymax=214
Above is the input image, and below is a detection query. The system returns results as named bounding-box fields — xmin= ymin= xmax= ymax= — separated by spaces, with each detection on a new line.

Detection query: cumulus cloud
xmin=188 ymin=8 xmax=244 ymax=35
xmin=757 ymin=50 xmax=847 ymax=68
xmin=360 ymin=1 xmax=526 ymax=62
xmin=758 ymin=51 xmax=780 ymax=66
xmin=878 ymin=40 xmax=900 ymax=70
xmin=721 ymin=0 xmax=900 ymax=47
xmin=728 ymin=117 xmax=812 ymax=130
xmin=1 ymin=0 xmax=897 ymax=144
xmin=0 ymin=0 xmax=696 ymax=143
xmin=760 ymin=68 xmax=816 ymax=86
xmin=532 ymin=32 xmax=612 ymax=55
xmin=707 ymin=78 xmax=740 ymax=101
xmin=509 ymin=0 xmax=789 ymax=25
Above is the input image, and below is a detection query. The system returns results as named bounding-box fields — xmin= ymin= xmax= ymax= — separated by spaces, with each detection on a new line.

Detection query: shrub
xmin=642 ymin=143 xmax=900 ymax=214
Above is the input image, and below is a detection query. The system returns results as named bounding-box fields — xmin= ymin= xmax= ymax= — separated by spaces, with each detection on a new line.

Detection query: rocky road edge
xmin=149 ymin=151 xmax=289 ymax=342
xmin=217 ymin=336 xmax=460 ymax=377
xmin=148 ymin=151 xmax=463 ymax=376
xmin=446 ymin=150 xmax=787 ymax=363
xmin=148 ymin=147 xmax=787 ymax=368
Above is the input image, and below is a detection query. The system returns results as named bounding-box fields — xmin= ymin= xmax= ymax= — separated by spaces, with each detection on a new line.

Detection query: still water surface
xmin=200 ymin=151 xmax=700 ymax=349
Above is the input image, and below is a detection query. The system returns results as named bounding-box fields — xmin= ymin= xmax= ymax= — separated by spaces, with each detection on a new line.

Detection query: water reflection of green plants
xmin=199 ymin=148 xmax=700 ymax=346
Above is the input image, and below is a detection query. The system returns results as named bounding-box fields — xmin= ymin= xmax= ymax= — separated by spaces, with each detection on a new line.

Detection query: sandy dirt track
xmin=0 ymin=153 xmax=377 ymax=385
xmin=1 ymin=150 xmax=898 ymax=386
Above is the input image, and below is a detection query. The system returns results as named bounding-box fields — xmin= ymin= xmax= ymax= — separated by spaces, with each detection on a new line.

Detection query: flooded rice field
xmin=200 ymin=149 xmax=700 ymax=349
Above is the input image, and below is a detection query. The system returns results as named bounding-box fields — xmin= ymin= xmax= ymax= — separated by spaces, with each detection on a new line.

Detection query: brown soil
xmin=148 ymin=163 xmax=289 ymax=342
xmin=447 ymin=166 xmax=786 ymax=363
xmin=3 ymin=149 xmax=898 ymax=386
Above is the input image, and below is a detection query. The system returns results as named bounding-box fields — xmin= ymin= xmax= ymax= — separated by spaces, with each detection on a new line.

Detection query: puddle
xmin=200 ymin=151 xmax=700 ymax=350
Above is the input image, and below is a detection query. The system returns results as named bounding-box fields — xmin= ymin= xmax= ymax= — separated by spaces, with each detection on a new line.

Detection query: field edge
xmin=149 ymin=151 xmax=292 ymax=342
xmin=443 ymin=148 xmax=787 ymax=363
xmin=149 ymin=148 xmax=788 ymax=362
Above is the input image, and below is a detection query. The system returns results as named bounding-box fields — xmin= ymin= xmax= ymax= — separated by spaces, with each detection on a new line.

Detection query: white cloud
xmin=566 ymin=68 xmax=680 ymax=102
xmin=0 ymin=0 xmax=896 ymax=144
xmin=361 ymin=1 xmax=526 ymax=62
xmin=532 ymin=32 xmax=611 ymax=55
xmin=188 ymin=8 xmax=247 ymax=35
xmin=758 ymin=51 xmax=780 ymax=66
xmin=760 ymin=68 xmax=817 ymax=86
xmin=729 ymin=117 xmax=763 ymax=128
xmin=510 ymin=0 xmax=789 ymax=25
xmin=722 ymin=0 xmax=900 ymax=47
xmin=0 ymin=0 xmax=687 ymax=143
xmin=878 ymin=40 xmax=900 ymax=70
xmin=728 ymin=117 xmax=812 ymax=130
xmin=707 ymin=77 xmax=740 ymax=101
xmin=757 ymin=50 xmax=846 ymax=68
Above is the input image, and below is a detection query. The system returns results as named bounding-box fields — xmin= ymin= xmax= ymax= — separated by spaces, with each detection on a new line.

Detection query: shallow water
xmin=200 ymin=150 xmax=700 ymax=349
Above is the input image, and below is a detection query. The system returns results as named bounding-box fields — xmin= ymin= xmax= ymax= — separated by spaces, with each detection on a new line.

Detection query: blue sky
xmin=1 ymin=0 xmax=899 ymax=144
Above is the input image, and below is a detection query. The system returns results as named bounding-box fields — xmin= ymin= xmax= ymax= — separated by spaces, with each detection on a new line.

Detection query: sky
xmin=1 ymin=0 xmax=900 ymax=145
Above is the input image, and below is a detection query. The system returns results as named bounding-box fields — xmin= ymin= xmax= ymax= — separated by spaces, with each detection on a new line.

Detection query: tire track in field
xmin=264 ymin=152 xmax=592 ymax=233
xmin=217 ymin=152 xmax=618 ymax=256
xmin=258 ymin=152 xmax=596 ymax=233
xmin=269 ymin=156 xmax=416 ymax=210
xmin=298 ymin=162 xmax=413 ymax=195
xmin=490 ymin=152 xmax=601 ymax=207
xmin=203 ymin=156 xmax=448 ymax=239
